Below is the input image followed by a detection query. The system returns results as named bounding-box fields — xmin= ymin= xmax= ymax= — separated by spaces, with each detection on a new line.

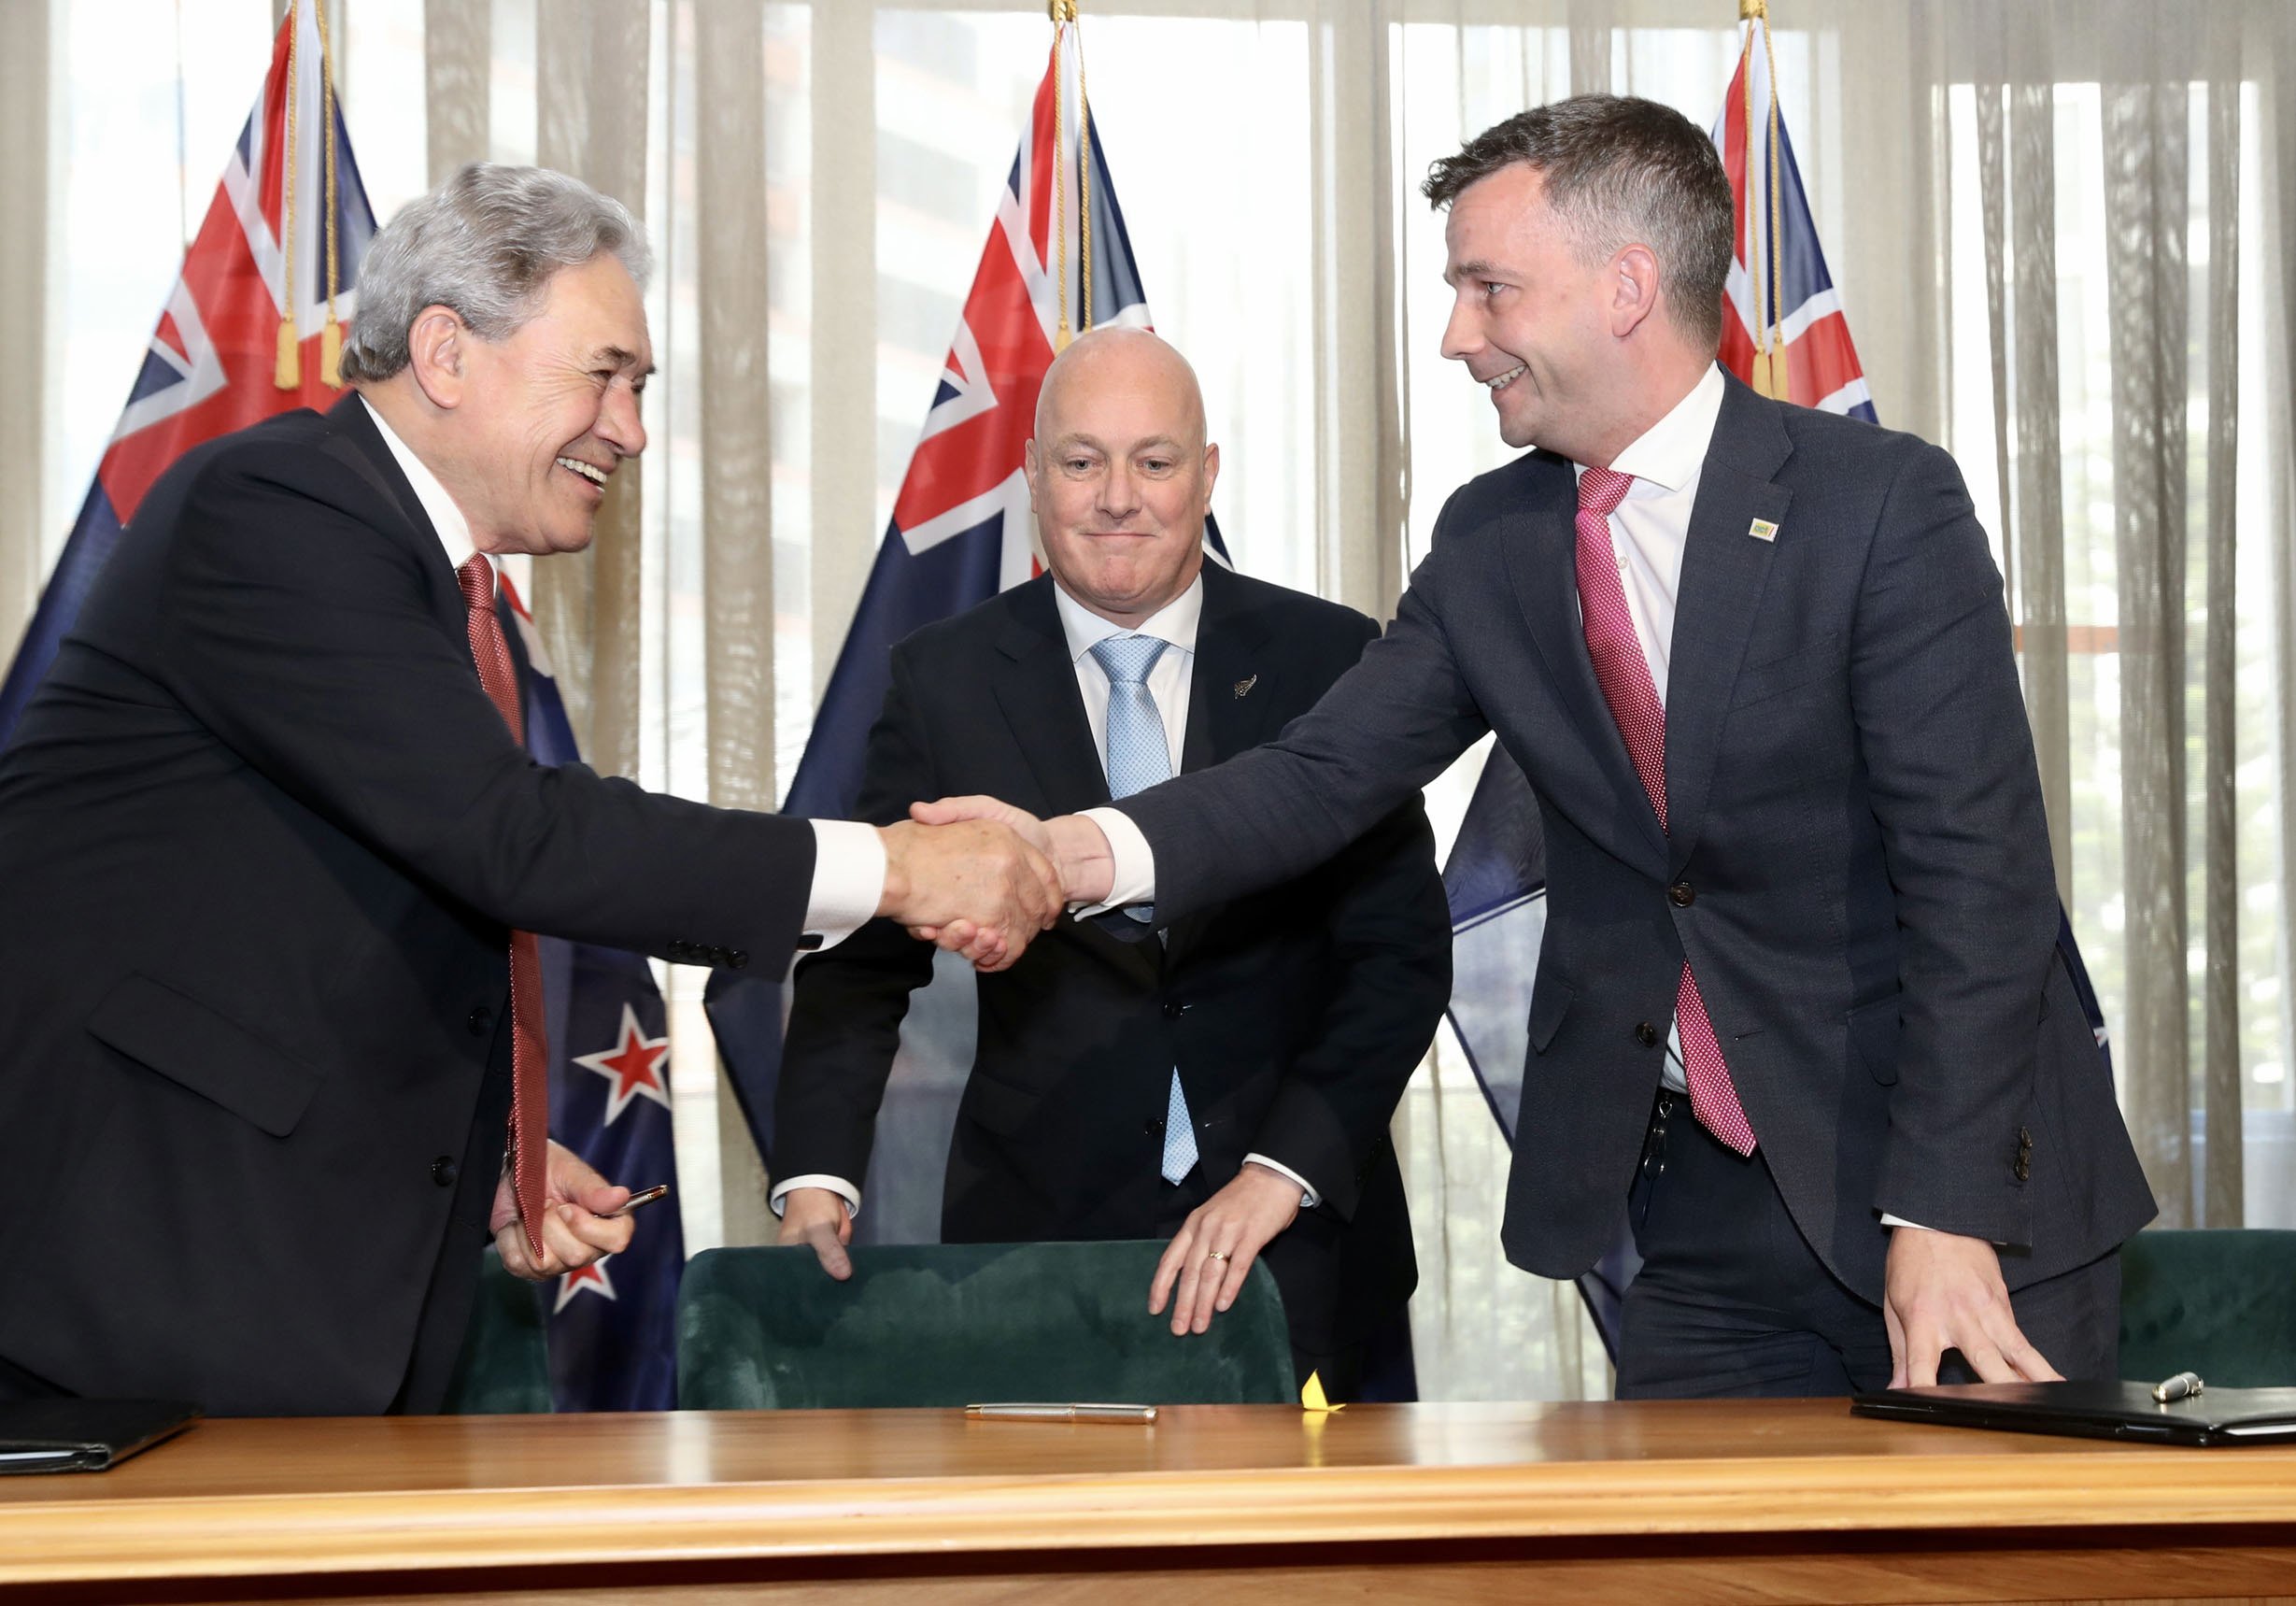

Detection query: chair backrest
xmin=2119 ymin=1228 xmax=2296 ymax=1387
xmin=676 ymin=1240 xmax=1296 ymax=1409
xmin=439 ymin=1247 xmax=555 ymax=1414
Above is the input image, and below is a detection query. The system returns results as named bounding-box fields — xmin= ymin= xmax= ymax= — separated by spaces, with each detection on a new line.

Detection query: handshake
xmin=873 ymin=798 xmax=1120 ymax=970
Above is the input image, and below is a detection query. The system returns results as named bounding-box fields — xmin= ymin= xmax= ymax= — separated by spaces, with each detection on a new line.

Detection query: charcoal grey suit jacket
xmin=1118 ymin=373 xmax=2155 ymax=1302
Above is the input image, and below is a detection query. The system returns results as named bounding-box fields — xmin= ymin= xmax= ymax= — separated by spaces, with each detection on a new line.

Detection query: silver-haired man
xmin=0 ymin=163 xmax=1058 ymax=1415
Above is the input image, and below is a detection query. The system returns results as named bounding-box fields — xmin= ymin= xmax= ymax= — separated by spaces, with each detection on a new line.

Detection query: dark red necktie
xmin=457 ymin=557 xmax=551 ymax=1257
xmin=1574 ymin=468 xmax=1757 ymax=1156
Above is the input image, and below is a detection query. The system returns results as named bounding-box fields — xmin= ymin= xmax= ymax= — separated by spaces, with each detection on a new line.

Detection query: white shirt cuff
xmin=768 ymin=1175 xmax=860 ymax=1218
xmin=802 ymin=819 xmax=887 ymax=953
xmin=1244 ymin=1154 xmax=1320 ymax=1211
xmin=1079 ymin=805 xmax=1156 ymax=915
xmin=1879 ymin=1215 xmax=1924 ymax=1230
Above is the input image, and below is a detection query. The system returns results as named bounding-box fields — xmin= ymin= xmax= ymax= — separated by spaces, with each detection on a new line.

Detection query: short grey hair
xmin=339 ymin=163 xmax=652 ymax=382
xmin=1424 ymin=95 xmax=1733 ymax=353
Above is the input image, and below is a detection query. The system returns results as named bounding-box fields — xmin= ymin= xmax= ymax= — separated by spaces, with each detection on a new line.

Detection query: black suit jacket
xmin=0 ymin=396 xmax=815 ymax=1414
xmin=775 ymin=565 xmax=1452 ymax=1353
xmin=1117 ymin=377 xmax=2156 ymax=1304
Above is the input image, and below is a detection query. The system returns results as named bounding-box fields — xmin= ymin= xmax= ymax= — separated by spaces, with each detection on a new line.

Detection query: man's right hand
xmin=904 ymin=800 xmax=1116 ymax=970
xmin=874 ymin=817 xmax=1062 ymax=971
xmin=776 ymin=1187 xmax=855 ymax=1280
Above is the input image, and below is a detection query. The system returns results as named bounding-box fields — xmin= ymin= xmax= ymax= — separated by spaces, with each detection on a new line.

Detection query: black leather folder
xmin=0 ymin=1399 xmax=200 ymax=1473
xmin=1853 ymin=1381 xmax=2296 ymax=1447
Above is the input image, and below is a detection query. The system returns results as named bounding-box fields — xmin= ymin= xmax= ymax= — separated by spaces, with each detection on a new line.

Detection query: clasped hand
xmin=886 ymin=799 xmax=1114 ymax=970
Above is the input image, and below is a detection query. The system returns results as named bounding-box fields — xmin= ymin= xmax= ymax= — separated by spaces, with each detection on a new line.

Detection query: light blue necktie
xmin=1089 ymin=634 xmax=1198 ymax=1185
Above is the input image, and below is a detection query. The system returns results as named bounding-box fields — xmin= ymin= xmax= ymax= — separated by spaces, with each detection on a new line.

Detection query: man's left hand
xmin=1883 ymin=1226 xmax=2062 ymax=1386
xmin=1150 ymin=1162 xmax=1304 ymax=1337
xmin=489 ymin=1140 xmax=636 ymax=1282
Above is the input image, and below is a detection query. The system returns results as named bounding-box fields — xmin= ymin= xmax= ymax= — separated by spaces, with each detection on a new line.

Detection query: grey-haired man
xmin=0 ymin=163 xmax=1056 ymax=1415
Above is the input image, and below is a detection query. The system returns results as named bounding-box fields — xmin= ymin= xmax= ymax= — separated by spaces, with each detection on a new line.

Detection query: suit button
xmin=1635 ymin=1021 xmax=1660 ymax=1048
xmin=466 ymin=1005 xmax=492 ymax=1037
xmin=2018 ymin=1126 xmax=2034 ymax=1150
xmin=1669 ymin=882 xmax=1695 ymax=907
xmin=729 ymin=949 xmax=750 ymax=970
xmin=2014 ymin=1157 xmax=2032 ymax=1183
xmin=431 ymin=1156 xmax=458 ymax=1187
xmin=1162 ymin=1000 xmax=1183 ymax=1019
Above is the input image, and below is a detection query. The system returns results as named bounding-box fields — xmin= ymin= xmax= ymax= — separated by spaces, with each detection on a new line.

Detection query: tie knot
xmin=457 ymin=555 xmax=496 ymax=614
xmin=1090 ymin=633 xmax=1168 ymax=686
xmin=1578 ymin=466 xmax=1635 ymax=520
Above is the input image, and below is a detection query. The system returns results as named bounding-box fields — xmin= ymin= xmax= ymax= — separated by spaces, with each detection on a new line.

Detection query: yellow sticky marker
xmin=1748 ymin=518 xmax=1779 ymax=543
xmin=1300 ymin=1371 xmax=1344 ymax=1413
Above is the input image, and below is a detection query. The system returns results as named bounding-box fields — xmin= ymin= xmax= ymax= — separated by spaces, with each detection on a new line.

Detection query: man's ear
xmin=1022 ymin=436 xmax=1042 ymax=514
xmin=405 ymin=305 xmax=470 ymax=410
xmin=1609 ymin=244 xmax=1662 ymax=340
xmin=1200 ymin=441 xmax=1221 ymax=506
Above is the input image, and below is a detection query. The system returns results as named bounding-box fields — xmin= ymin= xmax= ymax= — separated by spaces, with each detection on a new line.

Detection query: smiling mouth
xmin=1483 ymin=363 xmax=1527 ymax=394
xmin=556 ymin=456 xmax=609 ymax=488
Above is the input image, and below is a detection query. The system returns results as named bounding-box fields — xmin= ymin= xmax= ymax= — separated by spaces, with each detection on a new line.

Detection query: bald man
xmin=771 ymin=330 xmax=1452 ymax=1398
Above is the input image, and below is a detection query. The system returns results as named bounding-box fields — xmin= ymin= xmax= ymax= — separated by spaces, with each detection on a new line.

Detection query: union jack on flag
xmin=711 ymin=24 xmax=1226 ymax=1180
xmin=1710 ymin=17 xmax=1876 ymax=422
xmin=0 ymin=1 xmax=375 ymax=746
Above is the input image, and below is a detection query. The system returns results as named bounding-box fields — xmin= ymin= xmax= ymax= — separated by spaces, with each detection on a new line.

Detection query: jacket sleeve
xmin=1245 ymin=625 xmax=1453 ymax=1219
xmin=1122 ymin=513 xmax=1493 ymax=927
xmin=773 ymin=644 xmax=942 ymax=1185
xmin=153 ymin=445 xmax=815 ymax=969
xmin=1851 ymin=440 xmax=2061 ymax=1243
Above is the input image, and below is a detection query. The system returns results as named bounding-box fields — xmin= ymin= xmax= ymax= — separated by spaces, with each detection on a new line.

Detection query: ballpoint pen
xmin=964 ymin=1402 xmax=1158 ymax=1423
xmin=2151 ymin=1371 xmax=2204 ymax=1404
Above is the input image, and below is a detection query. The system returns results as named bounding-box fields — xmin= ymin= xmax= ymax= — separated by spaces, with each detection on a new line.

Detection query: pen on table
xmin=964 ymin=1402 xmax=1158 ymax=1423
xmin=2151 ymin=1371 xmax=2204 ymax=1404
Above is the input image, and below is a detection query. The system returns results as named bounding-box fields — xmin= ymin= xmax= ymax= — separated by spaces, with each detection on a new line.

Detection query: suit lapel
xmin=1500 ymin=453 xmax=1670 ymax=867
xmin=1663 ymin=377 xmax=1794 ymax=872
xmin=987 ymin=578 xmax=1112 ymax=817
xmin=324 ymin=392 xmax=470 ymax=644
xmin=1165 ymin=566 xmax=1278 ymax=968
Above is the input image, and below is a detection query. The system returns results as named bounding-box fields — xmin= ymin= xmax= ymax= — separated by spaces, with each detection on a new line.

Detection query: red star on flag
xmin=554 ymin=1256 xmax=617 ymax=1315
xmin=572 ymin=1003 xmax=671 ymax=1125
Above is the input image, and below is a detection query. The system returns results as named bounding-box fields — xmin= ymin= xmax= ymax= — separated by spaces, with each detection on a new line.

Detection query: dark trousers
xmin=1617 ymin=1091 xmax=2120 ymax=1399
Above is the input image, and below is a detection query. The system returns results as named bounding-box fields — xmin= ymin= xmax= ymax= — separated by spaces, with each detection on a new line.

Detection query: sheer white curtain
xmin=13 ymin=0 xmax=2293 ymax=1400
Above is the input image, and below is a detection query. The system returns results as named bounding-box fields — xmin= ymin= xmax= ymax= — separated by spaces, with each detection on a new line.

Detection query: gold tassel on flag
xmin=1737 ymin=0 xmax=1787 ymax=401
xmin=1048 ymin=2 xmax=1091 ymax=351
xmin=274 ymin=0 xmax=302 ymax=389
xmin=315 ymin=0 xmax=343 ymax=385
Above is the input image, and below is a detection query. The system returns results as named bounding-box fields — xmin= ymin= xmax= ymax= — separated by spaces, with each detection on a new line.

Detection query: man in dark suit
xmin=0 ymin=163 xmax=1056 ymax=1415
xmin=773 ymin=328 xmax=1451 ymax=1397
xmin=920 ymin=98 xmax=2155 ymax=1397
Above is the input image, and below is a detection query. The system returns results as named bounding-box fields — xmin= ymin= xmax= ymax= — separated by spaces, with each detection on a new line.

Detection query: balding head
xmin=1025 ymin=326 xmax=1219 ymax=629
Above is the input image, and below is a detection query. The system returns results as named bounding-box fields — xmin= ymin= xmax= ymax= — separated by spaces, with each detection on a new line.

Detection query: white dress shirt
xmin=361 ymin=397 xmax=885 ymax=952
xmin=772 ymin=571 xmax=1320 ymax=1218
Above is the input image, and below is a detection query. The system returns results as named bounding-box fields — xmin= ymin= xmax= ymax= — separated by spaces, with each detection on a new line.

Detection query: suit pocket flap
xmin=87 ymin=974 xmax=319 ymax=1137
xmin=1525 ymin=975 xmax=1578 ymax=1054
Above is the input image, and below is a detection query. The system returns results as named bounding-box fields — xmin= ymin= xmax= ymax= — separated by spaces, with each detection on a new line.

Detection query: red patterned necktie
xmin=1573 ymin=468 xmax=1757 ymax=1157
xmin=457 ymin=556 xmax=552 ymax=1257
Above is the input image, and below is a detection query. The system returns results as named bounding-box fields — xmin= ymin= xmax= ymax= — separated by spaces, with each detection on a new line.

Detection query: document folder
xmin=0 ymin=1399 xmax=200 ymax=1473
xmin=1853 ymin=1381 xmax=2296 ymax=1447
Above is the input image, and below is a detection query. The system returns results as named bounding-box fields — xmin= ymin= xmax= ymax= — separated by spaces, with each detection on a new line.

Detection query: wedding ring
xmin=1205 ymin=1250 xmax=1231 ymax=1262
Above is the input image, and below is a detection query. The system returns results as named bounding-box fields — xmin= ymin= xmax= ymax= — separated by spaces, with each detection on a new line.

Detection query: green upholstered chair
xmin=676 ymin=1240 xmax=1296 ymax=1409
xmin=438 ymin=1246 xmax=555 ymax=1414
xmin=2119 ymin=1229 xmax=2296 ymax=1388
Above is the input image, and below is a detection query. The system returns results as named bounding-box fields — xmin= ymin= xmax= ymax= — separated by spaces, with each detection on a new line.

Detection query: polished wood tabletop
xmin=7 ymin=1399 xmax=2296 ymax=1590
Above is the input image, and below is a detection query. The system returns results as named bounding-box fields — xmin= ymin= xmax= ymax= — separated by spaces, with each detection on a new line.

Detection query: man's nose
xmin=1439 ymin=294 xmax=1481 ymax=362
xmin=601 ymin=379 xmax=646 ymax=458
xmin=1098 ymin=462 xmax=1138 ymax=517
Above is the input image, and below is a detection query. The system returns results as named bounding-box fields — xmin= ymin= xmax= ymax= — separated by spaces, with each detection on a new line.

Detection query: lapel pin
xmin=1233 ymin=675 xmax=1258 ymax=700
xmin=1747 ymin=518 xmax=1779 ymax=543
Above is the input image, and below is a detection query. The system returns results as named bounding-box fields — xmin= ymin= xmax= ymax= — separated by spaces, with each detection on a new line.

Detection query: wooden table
xmin=5 ymin=1400 xmax=2295 ymax=1603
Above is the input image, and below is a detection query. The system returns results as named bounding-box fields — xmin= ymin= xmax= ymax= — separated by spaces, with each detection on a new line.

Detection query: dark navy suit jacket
xmin=1120 ymin=375 xmax=2154 ymax=1302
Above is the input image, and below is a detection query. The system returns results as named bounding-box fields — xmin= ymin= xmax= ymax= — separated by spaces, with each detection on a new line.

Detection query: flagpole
xmin=276 ymin=1 xmax=302 ymax=388
xmin=315 ymin=0 xmax=343 ymax=386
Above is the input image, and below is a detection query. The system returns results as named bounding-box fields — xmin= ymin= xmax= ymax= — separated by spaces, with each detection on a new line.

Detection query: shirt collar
xmin=1583 ymin=362 xmax=1727 ymax=494
xmin=361 ymin=394 xmax=485 ymax=577
xmin=1054 ymin=570 xmax=1205 ymax=664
